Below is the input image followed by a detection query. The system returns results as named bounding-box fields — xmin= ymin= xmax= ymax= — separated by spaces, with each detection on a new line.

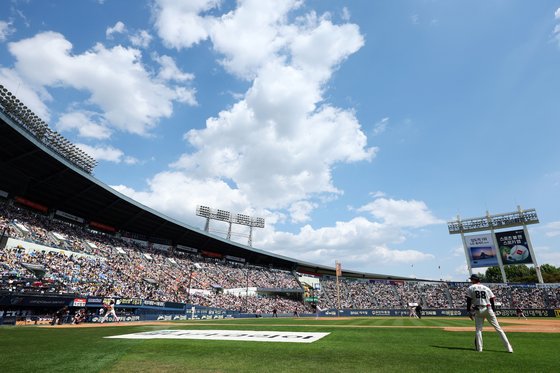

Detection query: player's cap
xmin=469 ymin=274 xmax=480 ymax=281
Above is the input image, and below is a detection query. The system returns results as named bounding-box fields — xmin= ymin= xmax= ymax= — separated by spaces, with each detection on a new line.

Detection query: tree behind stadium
xmin=476 ymin=264 xmax=560 ymax=283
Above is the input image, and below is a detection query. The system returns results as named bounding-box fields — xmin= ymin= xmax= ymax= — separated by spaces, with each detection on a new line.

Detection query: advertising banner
xmin=465 ymin=233 xmax=499 ymax=268
xmin=495 ymin=229 xmax=533 ymax=265
xmin=0 ymin=294 xmax=73 ymax=307
xmin=116 ymin=298 xmax=143 ymax=306
xmin=73 ymin=298 xmax=87 ymax=307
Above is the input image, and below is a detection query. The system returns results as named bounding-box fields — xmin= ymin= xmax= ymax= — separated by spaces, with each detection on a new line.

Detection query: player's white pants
xmin=474 ymin=307 xmax=512 ymax=352
xmin=101 ymin=310 xmax=119 ymax=323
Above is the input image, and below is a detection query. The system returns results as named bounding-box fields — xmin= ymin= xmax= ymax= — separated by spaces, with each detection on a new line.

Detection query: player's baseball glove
xmin=468 ymin=311 xmax=475 ymax=321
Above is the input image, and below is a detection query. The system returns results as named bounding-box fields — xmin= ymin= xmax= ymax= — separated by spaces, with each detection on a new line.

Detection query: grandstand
xmin=1 ymin=85 xmax=559 ymax=324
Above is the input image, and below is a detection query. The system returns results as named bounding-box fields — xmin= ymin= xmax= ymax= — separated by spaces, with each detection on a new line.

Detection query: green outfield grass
xmin=1 ymin=317 xmax=558 ymax=372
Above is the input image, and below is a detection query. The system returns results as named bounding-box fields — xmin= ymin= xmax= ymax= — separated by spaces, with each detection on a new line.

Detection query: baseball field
xmin=1 ymin=317 xmax=559 ymax=372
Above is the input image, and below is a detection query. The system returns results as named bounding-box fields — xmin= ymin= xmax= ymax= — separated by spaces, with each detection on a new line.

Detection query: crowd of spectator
xmin=0 ymin=199 xmax=308 ymax=313
xmin=317 ymin=277 xmax=560 ymax=310
xmin=2 ymin=198 xmax=560 ymax=314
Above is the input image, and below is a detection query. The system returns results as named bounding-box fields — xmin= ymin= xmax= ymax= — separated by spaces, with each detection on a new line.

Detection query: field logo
xmin=106 ymin=330 xmax=329 ymax=343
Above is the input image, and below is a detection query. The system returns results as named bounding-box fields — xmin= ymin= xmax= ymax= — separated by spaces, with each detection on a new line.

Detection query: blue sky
xmin=1 ymin=0 xmax=560 ymax=281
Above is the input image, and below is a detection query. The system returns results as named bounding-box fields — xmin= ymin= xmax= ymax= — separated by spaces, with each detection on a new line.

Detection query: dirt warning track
xmin=443 ymin=318 xmax=560 ymax=333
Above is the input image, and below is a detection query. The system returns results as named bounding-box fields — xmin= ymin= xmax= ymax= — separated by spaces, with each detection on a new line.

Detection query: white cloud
xmin=112 ymin=171 xmax=249 ymax=223
xmin=149 ymin=1 xmax=372 ymax=215
xmin=56 ymin=110 xmax=111 ymax=139
xmin=357 ymin=197 xmax=444 ymax=228
xmin=454 ymin=263 xmax=469 ymax=278
xmin=258 ymin=216 xmax=434 ymax=271
xmin=544 ymin=221 xmax=560 ymax=237
xmin=369 ymin=191 xmax=386 ymax=198
xmin=171 ymin=93 xmax=375 ymax=209
xmin=155 ymin=54 xmax=195 ymax=82
xmin=76 ymin=143 xmax=138 ymax=164
xmin=373 ymin=117 xmax=389 ymax=136
xmin=290 ymin=14 xmax=364 ymax=82
xmin=341 ymin=7 xmax=351 ymax=22
xmin=105 ymin=0 xmax=440 ymax=274
xmin=535 ymin=246 xmax=560 ymax=267
xmin=554 ymin=9 xmax=560 ymax=46
xmin=7 ymin=31 xmax=196 ymax=136
xmin=106 ymin=21 xmax=126 ymax=39
xmin=153 ymin=0 xmax=220 ymax=49
xmin=288 ymin=201 xmax=317 ymax=223
xmin=452 ymin=245 xmax=465 ymax=257
xmin=106 ymin=22 xmax=152 ymax=48
xmin=0 ymin=67 xmax=52 ymax=120
xmin=86 ymin=0 xmax=368 ymax=242
xmin=113 ymin=175 xmax=438 ymax=273
xmin=130 ymin=30 xmax=153 ymax=48
xmin=208 ymin=0 xmax=302 ymax=79
xmin=0 ymin=20 xmax=15 ymax=42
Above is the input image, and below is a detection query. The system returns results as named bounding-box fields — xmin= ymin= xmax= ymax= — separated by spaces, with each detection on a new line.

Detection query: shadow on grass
xmin=431 ymin=345 xmax=512 ymax=353
xmin=430 ymin=345 xmax=475 ymax=351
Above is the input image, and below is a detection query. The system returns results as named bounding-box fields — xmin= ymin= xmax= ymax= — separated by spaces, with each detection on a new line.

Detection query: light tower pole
xmin=196 ymin=206 xmax=265 ymax=247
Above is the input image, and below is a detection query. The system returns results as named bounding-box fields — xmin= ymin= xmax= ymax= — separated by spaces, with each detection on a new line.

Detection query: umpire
xmin=51 ymin=306 xmax=69 ymax=325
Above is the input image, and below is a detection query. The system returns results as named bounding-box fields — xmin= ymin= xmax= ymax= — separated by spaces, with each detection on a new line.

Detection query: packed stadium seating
xmin=2 ymin=197 xmax=559 ymax=315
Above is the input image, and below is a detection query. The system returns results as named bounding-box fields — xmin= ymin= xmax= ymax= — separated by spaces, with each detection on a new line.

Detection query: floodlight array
xmin=0 ymin=84 xmax=97 ymax=174
xmin=196 ymin=205 xmax=265 ymax=227
xmin=216 ymin=209 xmax=231 ymax=222
xmin=236 ymin=213 xmax=251 ymax=225
xmin=196 ymin=205 xmax=211 ymax=218
xmin=447 ymin=208 xmax=539 ymax=234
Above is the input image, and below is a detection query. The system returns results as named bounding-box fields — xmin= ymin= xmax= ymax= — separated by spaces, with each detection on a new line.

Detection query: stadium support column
xmin=227 ymin=221 xmax=232 ymax=240
xmin=487 ymin=211 xmax=508 ymax=283
xmin=458 ymin=215 xmax=473 ymax=277
xmin=518 ymin=206 xmax=543 ymax=283
xmin=248 ymin=225 xmax=253 ymax=247
xmin=245 ymin=266 xmax=250 ymax=313
xmin=187 ymin=266 xmax=194 ymax=304
xmin=335 ymin=261 xmax=341 ymax=317
xmin=0 ymin=228 xmax=7 ymax=250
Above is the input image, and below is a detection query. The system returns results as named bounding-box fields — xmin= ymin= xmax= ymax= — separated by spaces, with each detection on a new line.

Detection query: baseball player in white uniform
xmin=100 ymin=300 xmax=119 ymax=323
xmin=466 ymin=274 xmax=513 ymax=353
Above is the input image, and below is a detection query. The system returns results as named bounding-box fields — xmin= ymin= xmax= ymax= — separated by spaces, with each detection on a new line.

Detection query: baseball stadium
xmin=1 ymin=83 xmax=560 ymax=372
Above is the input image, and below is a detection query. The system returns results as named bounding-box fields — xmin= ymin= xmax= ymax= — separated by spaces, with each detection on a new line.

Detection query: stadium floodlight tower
xmin=0 ymin=85 xmax=97 ymax=174
xmin=196 ymin=205 xmax=265 ymax=247
xmin=448 ymin=206 xmax=542 ymax=283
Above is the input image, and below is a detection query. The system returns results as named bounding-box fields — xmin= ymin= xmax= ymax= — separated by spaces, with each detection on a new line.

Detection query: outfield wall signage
xmin=73 ymin=298 xmax=87 ymax=307
xmin=495 ymin=309 xmax=553 ymax=317
xmin=318 ymin=308 xmax=556 ymax=318
xmin=0 ymin=294 xmax=73 ymax=307
xmin=116 ymin=298 xmax=142 ymax=306
xmin=143 ymin=300 xmax=165 ymax=307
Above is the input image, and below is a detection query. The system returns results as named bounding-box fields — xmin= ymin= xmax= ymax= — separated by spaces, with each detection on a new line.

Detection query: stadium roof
xmin=0 ymin=105 xmax=418 ymax=281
